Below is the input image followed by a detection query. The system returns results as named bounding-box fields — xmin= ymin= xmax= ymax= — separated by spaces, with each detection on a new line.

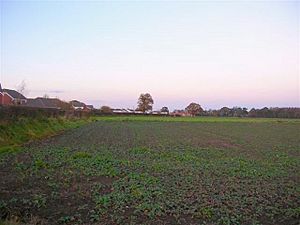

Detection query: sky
xmin=1 ymin=0 xmax=299 ymax=110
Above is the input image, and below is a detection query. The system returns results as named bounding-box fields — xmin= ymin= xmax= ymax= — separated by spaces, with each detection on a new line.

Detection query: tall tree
xmin=137 ymin=93 xmax=154 ymax=113
xmin=185 ymin=103 xmax=203 ymax=116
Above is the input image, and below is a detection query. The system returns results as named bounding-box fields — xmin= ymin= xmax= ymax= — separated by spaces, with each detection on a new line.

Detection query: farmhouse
xmin=0 ymin=83 xmax=27 ymax=105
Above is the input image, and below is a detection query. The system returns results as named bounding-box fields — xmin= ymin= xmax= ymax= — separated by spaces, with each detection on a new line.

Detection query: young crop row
xmin=0 ymin=120 xmax=299 ymax=224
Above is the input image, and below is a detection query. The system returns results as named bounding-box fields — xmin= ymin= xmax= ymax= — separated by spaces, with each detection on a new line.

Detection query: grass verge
xmin=0 ymin=117 xmax=91 ymax=155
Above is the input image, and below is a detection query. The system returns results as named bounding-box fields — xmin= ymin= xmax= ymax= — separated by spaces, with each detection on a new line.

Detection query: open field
xmin=93 ymin=115 xmax=300 ymax=123
xmin=1 ymin=116 xmax=299 ymax=224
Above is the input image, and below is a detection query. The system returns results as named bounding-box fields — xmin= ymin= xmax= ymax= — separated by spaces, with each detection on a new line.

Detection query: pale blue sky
xmin=1 ymin=1 xmax=299 ymax=110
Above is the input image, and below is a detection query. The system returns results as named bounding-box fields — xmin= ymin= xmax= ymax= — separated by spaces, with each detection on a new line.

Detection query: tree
xmin=160 ymin=106 xmax=169 ymax=114
xmin=232 ymin=107 xmax=244 ymax=117
xmin=219 ymin=107 xmax=231 ymax=117
xmin=137 ymin=93 xmax=154 ymax=113
xmin=15 ymin=80 xmax=27 ymax=105
xmin=100 ymin=106 xmax=112 ymax=114
xmin=242 ymin=108 xmax=248 ymax=117
xmin=17 ymin=80 xmax=27 ymax=95
xmin=248 ymin=108 xmax=257 ymax=117
xmin=185 ymin=103 xmax=203 ymax=116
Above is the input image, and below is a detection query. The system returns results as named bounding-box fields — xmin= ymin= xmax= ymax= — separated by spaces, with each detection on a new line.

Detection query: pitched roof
xmin=25 ymin=98 xmax=61 ymax=109
xmin=2 ymin=89 xmax=26 ymax=99
xmin=70 ymin=100 xmax=85 ymax=107
xmin=86 ymin=105 xmax=94 ymax=109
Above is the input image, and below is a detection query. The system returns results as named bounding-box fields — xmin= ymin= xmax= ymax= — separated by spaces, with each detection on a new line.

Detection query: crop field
xmin=0 ymin=116 xmax=299 ymax=224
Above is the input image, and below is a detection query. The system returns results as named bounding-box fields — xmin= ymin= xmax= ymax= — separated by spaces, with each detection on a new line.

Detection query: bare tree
xmin=15 ymin=80 xmax=27 ymax=105
xmin=137 ymin=93 xmax=154 ymax=113
xmin=17 ymin=80 xmax=27 ymax=95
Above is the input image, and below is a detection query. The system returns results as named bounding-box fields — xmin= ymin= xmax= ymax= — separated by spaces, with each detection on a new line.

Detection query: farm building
xmin=112 ymin=108 xmax=143 ymax=114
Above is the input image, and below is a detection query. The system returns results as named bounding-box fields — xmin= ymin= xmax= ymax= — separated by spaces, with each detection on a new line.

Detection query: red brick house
xmin=0 ymin=83 xmax=11 ymax=105
xmin=0 ymin=84 xmax=27 ymax=105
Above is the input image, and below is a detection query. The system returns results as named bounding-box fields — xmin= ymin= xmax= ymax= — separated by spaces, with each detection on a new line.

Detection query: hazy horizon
xmin=1 ymin=1 xmax=299 ymax=110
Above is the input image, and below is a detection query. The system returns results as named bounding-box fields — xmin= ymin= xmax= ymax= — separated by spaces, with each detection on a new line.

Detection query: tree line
xmin=202 ymin=107 xmax=300 ymax=118
xmin=100 ymin=93 xmax=300 ymax=118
